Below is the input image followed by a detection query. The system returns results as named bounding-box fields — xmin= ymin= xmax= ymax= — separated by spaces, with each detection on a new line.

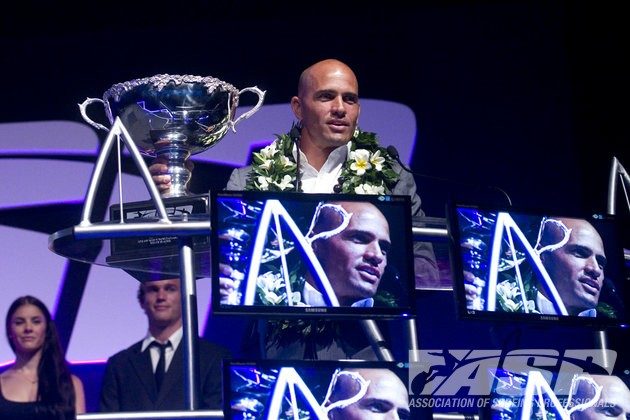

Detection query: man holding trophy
xmin=151 ymin=58 xmax=438 ymax=360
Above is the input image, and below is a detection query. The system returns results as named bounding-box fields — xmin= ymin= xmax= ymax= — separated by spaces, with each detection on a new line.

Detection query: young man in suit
xmin=99 ymin=278 xmax=230 ymax=412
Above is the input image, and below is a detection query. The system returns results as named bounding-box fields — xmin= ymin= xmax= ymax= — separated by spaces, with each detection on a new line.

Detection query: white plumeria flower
xmin=349 ymin=149 xmax=372 ymax=175
xmin=370 ymin=150 xmax=385 ymax=171
xmin=259 ymin=142 xmax=278 ymax=159
xmin=524 ymin=300 xmax=538 ymax=313
xmin=259 ymin=159 xmax=273 ymax=170
xmin=257 ymin=176 xmax=271 ymax=190
xmin=265 ymin=291 xmax=282 ymax=304
xmin=503 ymin=299 xmax=521 ymax=312
xmin=257 ymin=271 xmax=274 ymax=290
xmin=497 ymin=280 xmax=519 ymax=300
xmin=280 ymin=155 xmax=294 ymax=167
xmin=354 ymin=183 xmax=385 ymax=195
xmin=275 ymin=174 xmax=294 ymax=190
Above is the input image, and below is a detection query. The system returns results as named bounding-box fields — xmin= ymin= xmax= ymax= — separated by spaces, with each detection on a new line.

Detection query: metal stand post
xmin=595 ymin=329 xmax=612 ymax=370
xmin=361 ymin=319 xmax=394 ymax=361
xmin=407 ymin=317 xmax=420 ymax=362
xmin=179 ymin=236 xmax=200 ymax=410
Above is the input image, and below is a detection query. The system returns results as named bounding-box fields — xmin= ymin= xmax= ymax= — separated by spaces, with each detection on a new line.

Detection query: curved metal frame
xmin=607 ymin=156 xmax=630 ymax=215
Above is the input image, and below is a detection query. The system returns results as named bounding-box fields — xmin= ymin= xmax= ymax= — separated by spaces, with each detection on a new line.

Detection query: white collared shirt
xmin=536 ymin=292 xmax=596 ymax=317
xmin=294 ymin=143 xmax=350 ymax=193
xmin=141 ymin=327 xmax=183 ymax=373
xmin=303 ymin=282 xmax=374 ymax=308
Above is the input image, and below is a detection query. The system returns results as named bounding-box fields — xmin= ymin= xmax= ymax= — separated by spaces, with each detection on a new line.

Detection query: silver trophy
xmin=80 ymin=74 xmax=265 ymax=197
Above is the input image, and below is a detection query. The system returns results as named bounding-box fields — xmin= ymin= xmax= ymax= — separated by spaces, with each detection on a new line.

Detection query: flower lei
xmin=245 ymin=126 xmax=400 ymax=193
xmin=244 ymin=126 xmax=401 ymax=353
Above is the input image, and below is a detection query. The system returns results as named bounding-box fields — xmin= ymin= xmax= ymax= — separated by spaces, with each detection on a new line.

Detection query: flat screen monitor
xmin=223 ymin=359 xmax=410 ymax=420
xmin=210 ymin=190 xmax=416 ymax=318
xmin=482 ymin=368 xmax=628 ymax=420
xmin=446 ymin=203 xmax=629 ymax=328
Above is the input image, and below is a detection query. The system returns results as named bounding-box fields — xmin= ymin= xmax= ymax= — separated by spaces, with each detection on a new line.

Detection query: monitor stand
xmin=595 ymin=329 xmax=613 ymax=370
xmin=362 ymin=319 xmax=395 ymax=361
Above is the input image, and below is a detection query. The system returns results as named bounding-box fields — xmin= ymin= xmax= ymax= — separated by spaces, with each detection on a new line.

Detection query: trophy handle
xmin=230 ymin=86 xmax=266 ymax=132
xmin=78 ymin=97 xmax=110 ymax=132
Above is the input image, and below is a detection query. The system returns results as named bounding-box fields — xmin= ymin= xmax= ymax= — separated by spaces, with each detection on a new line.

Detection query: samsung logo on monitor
xmin=305 ymin=308 xmax=328 ymax=313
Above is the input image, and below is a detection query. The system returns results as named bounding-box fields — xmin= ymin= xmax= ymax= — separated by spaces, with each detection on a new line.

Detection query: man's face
xmin=139 ymin=278 xmax=182 ymax=329
xmin=292 ymin=60 xmax=360 ymax=151
xmin=572 ymin=375 xmax=630 ymax=420
xmin=540 ymin=219 xmax=606 ymax=315
xmin=329 ymin=369 xmax=410 ymax=420
xmin=313 ymin=202 xmax=390 ymax=306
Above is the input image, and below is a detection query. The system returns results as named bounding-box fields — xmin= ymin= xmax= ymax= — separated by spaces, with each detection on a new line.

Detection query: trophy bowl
xmin=80 ymin=74 xmax=265 ymax=197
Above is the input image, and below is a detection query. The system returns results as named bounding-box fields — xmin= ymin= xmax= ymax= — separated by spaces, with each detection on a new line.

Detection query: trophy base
xmin=107 ymin=194 xmax=210 ymax=279
xmin=161 ymin=188 xmax=192 ymax=199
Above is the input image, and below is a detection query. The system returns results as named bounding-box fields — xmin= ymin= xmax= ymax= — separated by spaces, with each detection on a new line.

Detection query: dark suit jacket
xmin=99 ymin=338 xmax=230 ymax=412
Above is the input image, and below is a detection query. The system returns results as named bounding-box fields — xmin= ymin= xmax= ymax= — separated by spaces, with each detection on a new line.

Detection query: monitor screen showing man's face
xmin=540 ymin=218 xmax=606 ymax=315
xmin=312 ymin=202 xmax=391 ymax=306
xmin=326 ymin=368 xmax=410 ymax=420
xmin=571 ymin=374 xmax=630 ymax=420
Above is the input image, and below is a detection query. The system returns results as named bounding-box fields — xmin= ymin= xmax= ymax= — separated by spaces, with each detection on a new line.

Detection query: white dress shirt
xmin=294 ymin=142 xmax=350 ymax=193
xmin=303 ymin=282 xmax=374 ymax=308
xmin=536 ymin=292 xmax=596 ymax=317
xmin=140 ymin=327 xmax=183 ymax=372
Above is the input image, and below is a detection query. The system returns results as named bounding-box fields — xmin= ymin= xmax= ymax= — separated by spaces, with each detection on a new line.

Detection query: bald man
xmin=571 ymin=374 xmax=630 ymax=420
xmin=152 ymin=58 xmax=438 ymax=287
xmin=306 ymin=201 xmax=391 ymax=307
xmin=537 ymin=218 xmax=607 ymax=316
xmin=152 ymin=58 xmax=438 ymax=359
xmin=324 ymin=368 xmax=410 ymax=420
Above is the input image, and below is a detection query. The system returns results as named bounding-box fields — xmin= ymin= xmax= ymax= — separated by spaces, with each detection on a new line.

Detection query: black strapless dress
xmin=0 ymin=382 xmax=67 ymax=420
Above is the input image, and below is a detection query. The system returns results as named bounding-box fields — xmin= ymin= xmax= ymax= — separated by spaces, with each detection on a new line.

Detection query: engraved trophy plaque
xmin=80 ymin=73 xmax=265 ymax=198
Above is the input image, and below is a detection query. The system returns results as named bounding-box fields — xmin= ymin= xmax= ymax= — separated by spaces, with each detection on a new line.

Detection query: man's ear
xmin=290 ymin=96 xmax=302 ymax=120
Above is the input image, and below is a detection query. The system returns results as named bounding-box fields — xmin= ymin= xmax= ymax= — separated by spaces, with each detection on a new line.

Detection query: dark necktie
xmin=151 ymin=341 xmax=170 ymax=392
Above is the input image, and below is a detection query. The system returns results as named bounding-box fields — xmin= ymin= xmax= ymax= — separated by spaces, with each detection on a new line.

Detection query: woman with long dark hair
xmin=0 ymin=295 xmax=85 ymax=419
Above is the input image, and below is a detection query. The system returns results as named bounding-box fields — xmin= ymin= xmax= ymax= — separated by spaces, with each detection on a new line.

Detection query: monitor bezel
xmin=446 ymin=202 xmax=629 ymax=329
xmin=210 ymin=190 xmax=417 ymax=319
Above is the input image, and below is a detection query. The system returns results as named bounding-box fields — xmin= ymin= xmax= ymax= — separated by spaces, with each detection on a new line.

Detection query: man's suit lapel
xmin=129 ymin=342 xmax=159 ymax=402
